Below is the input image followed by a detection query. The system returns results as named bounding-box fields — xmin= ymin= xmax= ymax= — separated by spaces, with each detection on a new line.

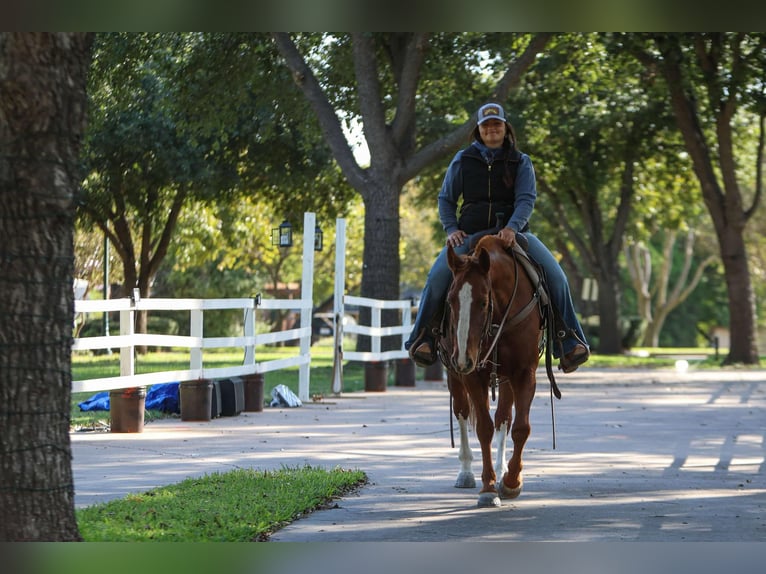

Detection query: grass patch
xmin=76 ymin=466 xmax=367 ymax=542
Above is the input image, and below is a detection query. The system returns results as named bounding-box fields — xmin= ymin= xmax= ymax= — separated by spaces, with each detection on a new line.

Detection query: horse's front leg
xmin=467 ymin=383 xmax=500 ymax=507
xmin=493 ymin=380 xmax=514 ymax=486
xmin=476 ymin=415 xmax=501 ymax=507
xmin=494 ymin=421 xmax=509 ymax=486
xmin=450 ymin=375 xmax=475 ymax=489
xmin=455 ymin=415 xmax=476 ymax=488
xmin=498 ymin=372 xmax=535 ymax=499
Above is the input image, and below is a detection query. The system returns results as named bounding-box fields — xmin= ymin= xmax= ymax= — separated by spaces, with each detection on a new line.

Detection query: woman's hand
xmin=447 ymin=230 xmax=467 ymax=248
xmin=497 ymin=227 xmax=516 ymax=248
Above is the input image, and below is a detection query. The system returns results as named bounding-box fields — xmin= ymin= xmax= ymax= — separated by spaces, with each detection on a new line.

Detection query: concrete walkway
xmin=70 ymin=366 xmax=766 ymax=541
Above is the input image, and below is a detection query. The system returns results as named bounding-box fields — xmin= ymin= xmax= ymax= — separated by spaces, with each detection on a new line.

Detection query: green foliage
xmin=400 ymin=182 xmax=442 ymax=296
xmin=519 ymin=33 xmax=688 ymax=235
xmin=78 ymin=33 xmax=354 ymax=306
xmin=76 ymin=466 xmax=367 ymax=541
xmin=74 ymin=32 xmax=766 ymax=351
xmin=660 ymin=263 xmax=729 ymax=346
xmin=82 ymin=34 xmax=238 ymax=211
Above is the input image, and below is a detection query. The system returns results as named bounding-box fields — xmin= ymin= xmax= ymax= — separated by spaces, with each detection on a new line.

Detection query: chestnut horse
xmin=440 ymin=234 xmax=550 ymax=507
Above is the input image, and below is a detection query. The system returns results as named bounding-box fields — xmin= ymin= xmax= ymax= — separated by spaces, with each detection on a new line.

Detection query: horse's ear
xmin=478 ymin=247 xmax=491 ymax=273
xmin=447 ymin=243 xmax=461 ymax=273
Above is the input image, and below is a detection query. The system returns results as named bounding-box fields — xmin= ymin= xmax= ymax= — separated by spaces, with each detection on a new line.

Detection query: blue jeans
xmin=406 ymin=231 xmax=588 ymax=358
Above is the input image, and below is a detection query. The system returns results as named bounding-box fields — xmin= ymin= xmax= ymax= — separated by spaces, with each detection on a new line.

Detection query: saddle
xmin=426 ymin=226 xmax=569 ymax=400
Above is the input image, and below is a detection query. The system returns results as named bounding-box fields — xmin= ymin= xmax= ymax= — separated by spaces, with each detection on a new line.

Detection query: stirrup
xmin=408 ymin=329 xmax=436 ymax=367
xmin=559 ymin=343 xmax=590 ymax=373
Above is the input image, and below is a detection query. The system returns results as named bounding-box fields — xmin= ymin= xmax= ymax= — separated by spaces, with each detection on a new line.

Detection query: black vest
xmin=457 ymin=145 xmax=525 ymax=235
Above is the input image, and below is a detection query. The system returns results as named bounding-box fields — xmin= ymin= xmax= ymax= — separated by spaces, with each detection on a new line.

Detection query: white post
xmin=120 ymin=297 xmax=135 ymax=378
xmin=190 ymin=308 xmax=203 ymax=376
xmin=332 ymin=218 xmax=346 ymax=394
xmin=242 ymin=300 xmax=255 ymax=369
xmin=371 ymin=305 xmax=381 ymax=355
xmin=298 ymin=211 xmax=316 ymax=402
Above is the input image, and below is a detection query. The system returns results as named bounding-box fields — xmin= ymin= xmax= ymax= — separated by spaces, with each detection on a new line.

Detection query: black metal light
xmin=271 ymin=219 xmax=293 ymax=248
xmin=313 ymin=224 xmax=323 ymax=252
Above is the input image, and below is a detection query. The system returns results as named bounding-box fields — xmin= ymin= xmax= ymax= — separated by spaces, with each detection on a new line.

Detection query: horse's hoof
xmin=477 ymin=491 xmax=502 ymax=507
xmin=455 ymin=472 xmax=476 ymax=489
xmin=497 ymin=475 xmax=523 ymax=499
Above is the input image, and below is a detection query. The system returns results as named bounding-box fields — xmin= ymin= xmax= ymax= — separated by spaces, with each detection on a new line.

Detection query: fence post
xmin=112 ymin=292 xmax=141 ymax=432
xmin=243 ymin=298 xmax=256 ymax=367
xmin=366 ymin=302 xmax=388 ymax=392
xmin=190 ymin=307 xmax=203 ymax=375
xmin=395 ymin=301 xmax=416 ymax=386
xmin=119 ymin=296 xmax=135 ymax=378
xmin=298 ymin=212 xmax=315 ymax=402
xmin=332 ymin=218 xmax=346 ymax=394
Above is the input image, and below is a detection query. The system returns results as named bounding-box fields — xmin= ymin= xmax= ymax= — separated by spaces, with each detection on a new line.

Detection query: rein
xmin=441 ymin=240 xmax=562 ymax=450
xmin=478 ymin=250 xmax=540 ymax=371
xmin=476 ymin=246 xmax=561 ymax=449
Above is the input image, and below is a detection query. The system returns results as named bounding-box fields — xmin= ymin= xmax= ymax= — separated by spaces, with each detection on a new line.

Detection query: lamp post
xmin=313 ymin=224 xmax=323 ymax=252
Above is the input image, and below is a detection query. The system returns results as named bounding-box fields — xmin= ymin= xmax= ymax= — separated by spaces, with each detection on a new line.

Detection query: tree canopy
xmin=74 ymin=32 xmax=766 ymax=359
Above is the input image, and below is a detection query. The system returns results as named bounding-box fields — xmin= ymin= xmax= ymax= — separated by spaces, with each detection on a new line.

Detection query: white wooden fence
xmin=328 ymin=218 xmax=414 ymax=393
xmin=72 ymin=292 xmax=313 ymax=397
xmin=72 ymin=213 xmax=416 ymax=402
xmin=340 ymin=296 xmax=412 ymax=364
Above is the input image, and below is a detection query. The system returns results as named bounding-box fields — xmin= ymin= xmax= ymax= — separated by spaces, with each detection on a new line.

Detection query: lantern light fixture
xmin=271 ymin=219 xmax=293 ymax=248
xmin=314 ymin=224 xmax=323 ymax=252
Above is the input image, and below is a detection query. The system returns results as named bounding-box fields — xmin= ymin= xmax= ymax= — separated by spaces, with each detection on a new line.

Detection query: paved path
xmin=70 ymin=367 xmax=766 ymax=541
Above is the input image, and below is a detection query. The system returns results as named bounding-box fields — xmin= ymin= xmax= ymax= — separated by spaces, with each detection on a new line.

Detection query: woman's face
xmin=478 ymin=119 xmax=506 ymax=148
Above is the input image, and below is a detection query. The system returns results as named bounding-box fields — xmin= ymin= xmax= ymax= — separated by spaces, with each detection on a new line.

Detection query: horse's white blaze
xmin=455 ymin=282 xmax=473 ymax=368
xmin=494 ymin=422 xmax=508 ymax=480
xmin=458 ymin=415 xmax=473 ymax=474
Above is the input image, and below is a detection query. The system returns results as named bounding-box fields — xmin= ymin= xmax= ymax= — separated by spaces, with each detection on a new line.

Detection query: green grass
xmin=76 ymin=466 xmax=367 ymax=542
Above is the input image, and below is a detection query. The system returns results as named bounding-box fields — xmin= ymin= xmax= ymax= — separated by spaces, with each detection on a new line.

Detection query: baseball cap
xmin=477 ymin=103 xmax=506 ymax=125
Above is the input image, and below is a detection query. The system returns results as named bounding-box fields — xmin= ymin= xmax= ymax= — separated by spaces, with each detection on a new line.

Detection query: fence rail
xmin=72 ymin=214 xmax=419 ymax=403
xmin=340 ymin=295 xmax=412 ymax=363
xmin=71 ymin=291 xmax=313 ymax=398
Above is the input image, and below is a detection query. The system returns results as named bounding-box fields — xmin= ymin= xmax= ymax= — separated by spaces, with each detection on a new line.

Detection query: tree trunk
xmin=596 ymin=265 xmax=624 ymax=355
xmin=358 ymin=177 xmax=402 ymax=353
xmin=720 ymin=229 xmax=758 ymax=363
xmin=653 ymin=34 xmax=760 ymax=364
xmin=0 ymin=32 xmax=92 ymax=541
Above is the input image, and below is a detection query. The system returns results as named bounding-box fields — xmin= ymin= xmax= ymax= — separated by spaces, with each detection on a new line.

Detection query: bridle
xmin=440 ymin=244 xmax=562 ymax=449
xmin=442 ymin=248 xmax=543 ymax=396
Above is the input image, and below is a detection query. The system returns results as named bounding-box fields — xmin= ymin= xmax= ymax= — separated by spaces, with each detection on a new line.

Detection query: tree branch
xmin=653 ymin=34 xmax=727 ymax=233
xmin=351 ymin=33 xmax=388 ymax=163
xmin=389 ymin=33 xmax=429 ymax=146
xmin=404 ymin=33 xmax=553 ymax=181
xmin=272 ymin=33 xmax=367 ymax=191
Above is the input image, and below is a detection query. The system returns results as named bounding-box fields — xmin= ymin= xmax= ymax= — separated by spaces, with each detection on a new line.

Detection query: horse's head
xmin=445 ymin=242 xmax=493 ymax=374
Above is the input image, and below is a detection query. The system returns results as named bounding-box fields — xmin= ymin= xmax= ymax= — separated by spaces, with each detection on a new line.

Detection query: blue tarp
xmin=78 ymin=382 xmax=180 ymax=414
xmin=78 ymin=391 xmax=110 ymax=412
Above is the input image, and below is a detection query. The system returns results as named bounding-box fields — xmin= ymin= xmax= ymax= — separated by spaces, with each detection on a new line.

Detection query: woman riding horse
xmin=444 ymin=234 xmax=543 ymax=506
xmin=405 ymin=102 xmax=590 ymax=373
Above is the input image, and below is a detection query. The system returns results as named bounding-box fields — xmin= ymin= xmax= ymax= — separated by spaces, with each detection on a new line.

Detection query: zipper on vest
xmin=487 ymin=162 xmax=493 ymax=228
